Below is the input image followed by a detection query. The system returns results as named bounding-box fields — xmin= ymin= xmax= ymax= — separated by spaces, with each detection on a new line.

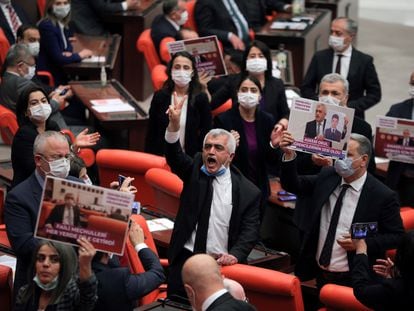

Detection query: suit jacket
xmin=150 ymin=14 xmax=183 ymax=59
xmin=37 ymin=19 xmax=81 ymax=86
xmin=4 ymin=173 xmax=81 ymax=294
xmin=71 ymin=0 xmax=124 ymax=36
xmin=206 ymin=292 xmax=256 ymax=311
xmin=145 ymin=88 xmax=212 ymax=157
xmin=304 ymin=119 xmax=326 ymax=139
xmin=165 ymin=140 xmax=261 ymax=264
xmin=352 ymin=253 xmax=414 ymax=311
xmin=214 ymin=106 xmax=280 ymax=200
xmin=0 ymin=3 xmax=29 ymax=44
xmin=195 ymin=0 xmax=250 ymax=52
xmin=280 ymin=159 xmax=404 ymax=281
xmin=397 ymin=137 xmax=414 ymax=146
xmin=45 ymin=204 xmax=81 ymax=227
xmin=0 ymin=72 xmax=32 ymax=112
xmin=324 ymin=127 xmax=342 ymax=142
xmin=301 ymin=48 xmax=381 ymax=119
xmin=210 ymin=74 xmax=289 ymax=122
xmin=385 ymin=98 xmax=414 ymax=189
xmin=92 ymin=248 xmax=165 ymax=311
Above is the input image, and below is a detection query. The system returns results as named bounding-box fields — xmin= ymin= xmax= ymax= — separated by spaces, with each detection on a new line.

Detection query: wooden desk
xmin=104 ymin=0 xmax=163 ymax=101
xmin=256 ymin=9 xmax=331 ymax=87
xmin=306 ymin=0 xmax=359 ymax=21
xmin=69 ymin=80 xmax=149 ymax=151
xmin=65 ymin=34 xmax=121 ymax=80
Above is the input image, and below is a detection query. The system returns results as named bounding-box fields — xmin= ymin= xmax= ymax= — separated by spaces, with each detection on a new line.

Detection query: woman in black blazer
xmin=145 ymin=51 xmax=212 ymax=157
xmin=214 ymin=75 xmax=282 ymax=203
xmin=211 ymin=40 xmax=289 ymax=126
xmin=352 ymin=231 xmax=414 ymax=310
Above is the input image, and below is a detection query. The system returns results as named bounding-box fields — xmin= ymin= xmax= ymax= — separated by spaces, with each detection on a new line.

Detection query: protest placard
xmin=167 ymin=35 xmax=227 ymax=77
xmin=375 ymin=116 xmax=414 ymax=164
xmin=287 ymin=97 xmax=355 ymax=159
xmin=35 ymin=176 xmax=134 ymax=255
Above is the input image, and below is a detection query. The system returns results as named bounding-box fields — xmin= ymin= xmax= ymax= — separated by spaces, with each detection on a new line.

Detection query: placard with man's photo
xmin=35 ymin=176 xmax=135 ymax=255
xmin=286 ymin=97 xmax=355 ymax=159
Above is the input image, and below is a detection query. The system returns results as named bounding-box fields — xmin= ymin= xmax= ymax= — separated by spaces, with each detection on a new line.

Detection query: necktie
xmin=193 ymin=176 xmax=214 ymax=253
xmin=317 ymin=123 xmax=321 ymax=136
xmin=223 ymin=0 xmax=249 ymax=41
xmin=319 ymin=184 xmax=351 ymax=267
xmin=6 ymin=4 xmax=20 ymax=36
xmin=335 ymin=54 xmax=343 ymax=74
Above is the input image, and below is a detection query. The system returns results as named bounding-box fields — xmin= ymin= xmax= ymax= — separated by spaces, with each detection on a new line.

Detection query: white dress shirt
xmin=62 ymin=206 xmax=74 ymax=225
xmin=333 ymin=45 xmax=352 ymax=79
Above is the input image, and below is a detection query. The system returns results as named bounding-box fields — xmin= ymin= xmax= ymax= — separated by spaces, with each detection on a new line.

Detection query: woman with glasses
xmin=14 ymin=239 xmax=97 ymax=311
xmin=11 ymin=85 xmax=100 ymax=187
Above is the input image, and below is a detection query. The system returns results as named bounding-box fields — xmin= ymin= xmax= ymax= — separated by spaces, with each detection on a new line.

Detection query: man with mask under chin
xmin=279 ymin=132 xmax=404 ymax=289
xmin=301 ymin=17 xmax=381 ymax=120
xmin=4 ymin=131 xmax=83 ymax=297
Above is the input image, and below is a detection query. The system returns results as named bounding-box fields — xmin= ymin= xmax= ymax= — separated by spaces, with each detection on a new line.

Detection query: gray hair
xmin=33 ymin=131 xmax=68 ymax=155
xmin=163 ymin=0 xmax=180 ymax=15
xmin=3 ymin=43 xmax=32 ymax=68
xmin=203 ymin=128 xmax=236 ymax=154
xmin=320 ymin=73 xmax=349 ymax=95
xmin=334 ymin=17 xmax=358 ymax=36
xmin=350 ymin=133 xmax=371 ymax=162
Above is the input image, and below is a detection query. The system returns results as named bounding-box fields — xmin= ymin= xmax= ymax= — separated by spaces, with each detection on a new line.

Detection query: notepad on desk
xmin=270 ymin=21 xmax=307 ymax=30
xmin=90 ymin=98 xmax=137 ymax=120
xmin=146 ymin=218 xmax=174 ymax=232
xmin=82 ymin=56 xmax=106 ymax=63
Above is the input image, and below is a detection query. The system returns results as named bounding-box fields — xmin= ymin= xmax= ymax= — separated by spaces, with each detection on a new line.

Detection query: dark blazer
xmin=0 ymin=72 xmax=32 ymax=112
xmin=352 ymin=253 xmax=414 ymax=311
xmin=324 ymin=127 xmax=342 ymax=142
xmin=145 ymin=88 xmax=212 ymax=157
xmin=37 ymin=19 xmax=82 ymax=86
xmin=150 ymin=14 xmax=183 ymax=59
xmin=45 ymin=204 xmax=81 ymax=227
xmin=301 ymin=48 xmax=381 ymax=119
xmin=280 ymin=159 xmax=404 ymax=281
xmin=206 ymin=292 xmax=256 ymax=311
xmin=211 ymin=74 xmax=289 ymax=122
xmin=92 ymin=248 xmax=165 ymax=311
xmin=165 ymin=140 xmax=261 ymax=264
xmin=71 ymin=0 xmax=124 ymax=36
xmin=4 ymin=173 xmax=81 ymax=294
xmin=0 ymin=3 xmax=29 ymax=44
xmin=195 ymin=0 xmax=250 ymax=51
xmin=397 ymin=137 xmax=414 ymax=146
xmin=385 ymin=98 xmax=414 ymax=190
xmin=241 ymin=0 xmax=291 ymax=31
xmin=214 ymin=106 xmax=280 ymax=199
xmin=304 ymin=119 xmax=326 ymax=139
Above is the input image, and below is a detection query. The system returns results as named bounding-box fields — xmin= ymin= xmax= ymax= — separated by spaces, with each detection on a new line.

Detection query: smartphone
xmin=278 ymin=195 xmax=297 ymax=202
xmin=59 ymin=88 xmax=68 ymax=96
xmin=277 ymin=190 xmax=295 ymax=196
xmin=351 ymin=222 xmax=378 ymax=239
xmin=118 ymin=174 xmax=127 ymax=189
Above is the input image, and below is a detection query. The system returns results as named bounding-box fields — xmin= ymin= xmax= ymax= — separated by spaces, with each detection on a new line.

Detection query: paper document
xmin=82 ymin=56 xmax=106 ymax=63
xmin=147 ymin=218 xmax=174 ymax=232
xmin=271 ymin=21 xmax=307 ymax=30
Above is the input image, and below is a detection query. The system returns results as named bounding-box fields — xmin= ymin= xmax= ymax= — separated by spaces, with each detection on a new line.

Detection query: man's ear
xmin=184 ymin=284 xmax=194 ymax=300
xmin=34 ymin=154 xmax=42 ymax=167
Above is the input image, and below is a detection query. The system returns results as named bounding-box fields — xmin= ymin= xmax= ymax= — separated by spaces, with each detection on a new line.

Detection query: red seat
xmin=37 ymin=0 xmax=46 ymax=17
xmin=159 ymin=36 xmax=175 ymax=64
xmin=318 ymin=284 xmax=372 ymax=311
xmin=0 ymin=28 xmax=10 ymax=69
xmin=36 ymin=71 xmax=55 ymax=88
xmin=387 ymin=208 xmax=414 ymax=260
xmin=151 ymin=64 xmax=168 ymax=91
xmin=211 ymin=99 xmax=232 ymax=117
xmin=0 ymin=105 xmax=18 ymax=145
xmin=183 ymin=0 xmax=197 ymax=32
xmin=0 ymin=264 xmax=13 ymax=311
xmin=137 ymin=29 xmax=161 ymax=73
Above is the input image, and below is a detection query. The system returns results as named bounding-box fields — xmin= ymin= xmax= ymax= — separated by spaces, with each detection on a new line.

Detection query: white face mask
xmin=24 ymin=64 xmax=36 ymax=80
xmin=172 ymin=69 xmax=192 ymax=87
xmin=319 ymin=95 xmax=341 ymax=106
xmin=47 ymin=157 xmax=70 ymax=178
xmin=177 ymin=10 xmax=188 ymax=26
xmin=82 ymin=175 xmax=93 ymax=185
xmin=29 ymin=103 xmax=52 ymax=122
xmin=409 ymin=85 xmax=414 ymax=98
xmin=246 ymin=58 xmax=267 ymax=73
xmin=33 ymin=275 xmax=59 ymax=291
xmin=329 ymin=35 xmax=346 ymax=52
xmin=238 ymin=92 xmax=259 ymax=109
xmin=27 ymin=42 xmax=40 ymax=57
xmin=53 ymin=4 xmax=70 ymax=19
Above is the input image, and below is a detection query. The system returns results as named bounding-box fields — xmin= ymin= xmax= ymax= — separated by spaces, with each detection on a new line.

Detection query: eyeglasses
xmin=36 ymin=254 xmax=60 ymax=264
xmin=38 ymin=153 xmax=72 ymax=162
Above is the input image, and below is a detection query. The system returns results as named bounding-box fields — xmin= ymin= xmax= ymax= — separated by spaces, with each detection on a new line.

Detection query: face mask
xmin=82 ymin=176 xmax=93 ymax=185
xmin=53 ymin=4 xmax=70 ymax=19
xmin=33 ymin=275 xmax=59 ymax=291
xmin=172 ymin=69 xmax=192 ymax=87
xmin=238 ymin=92 xmax=259 ymax=109
xmin=24 ymin=64 xmax=36 ymax=80
xmin=409 ymin=85 xmax=414 ymax=98
xmin=29 ymin=103 xmax=52 ymax=122
xmin=246 ymin=58 xmax=267 ymax=73
xmin=334 ymin=156 xmax=361 ymax=178
xmin=27 ymin=42 xmax=40 ymax=57
xmin=200 ymin=164 xmax=226 ymax=177
xmin=319 ymin=95 xmax=341 ymax=106
xmin=0 ymin=0 xmax=11 ymax=4
xmin=329 ymin=35 xmax=346 ymax=51
xmin=177 ymin=10 xmax=188 ymax=26
xmin=47 ymin=157 xmax=70 ymax=178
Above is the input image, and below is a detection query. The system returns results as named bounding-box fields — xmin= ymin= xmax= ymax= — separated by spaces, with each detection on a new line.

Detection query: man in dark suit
xmin=304 ymin=103 xmax=327 ymax=140
xmin=45 ymin=192 xmax=81 ymax=227
xmin=385 ymin=71 xmax=414 ymax=206
xmin=0 ymin=0 xmax=29 ymax=44
xmin=164 ymin=97 xmax=261 ymax=299
xmin=397 ymin=129 xmax=414 ymax=147
xmin=182 ymin=254 xmax=255 ymax=311
xmin=301 ymin=17 xmax=381 ymax=120
xmin=151 ymin=0 xmax=198 ymax=59
xmin=4 ymin=131 xmax=79 ymax=295
xmin=280 ymin=132 xmax=404 ymax=289
xmin=71 ymin=0 xmax=140 ymax=36
xmin=324 ymin=114 xmax=342 ymax=142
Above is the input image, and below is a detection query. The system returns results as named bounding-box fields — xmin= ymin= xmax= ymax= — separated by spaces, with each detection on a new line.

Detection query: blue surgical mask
xmin=334 ymin=156 xmax=361 ymax=178
xmin=33 ymin=275 xmax=59 ymax=291
xmin=200 ymin=164 xmax=226 ymax=177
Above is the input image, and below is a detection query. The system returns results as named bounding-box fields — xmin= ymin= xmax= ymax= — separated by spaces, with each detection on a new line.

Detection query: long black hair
xmin=240 ymin=40 xmax=273 ymax=80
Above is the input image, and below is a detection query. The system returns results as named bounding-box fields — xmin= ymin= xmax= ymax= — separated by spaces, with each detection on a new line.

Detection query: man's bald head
xmin=182 ymin=254 xmax=223 ymax=290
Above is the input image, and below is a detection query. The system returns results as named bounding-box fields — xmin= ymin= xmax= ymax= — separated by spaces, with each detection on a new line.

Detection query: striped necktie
xmin=6 ymin=4 xmax=20 ymax=36
xmin=223 ymin=0 xmax=249 ymax=41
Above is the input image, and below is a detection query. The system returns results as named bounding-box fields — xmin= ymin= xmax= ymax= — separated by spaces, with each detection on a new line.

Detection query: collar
xmin=165 ymin=15 xmax=180 ymax=31
xmin=34 ymin=169 xmax=46 ymax=188
xmin=5 ymin=70 xmax=20 ymax=77
xmin=202 ymin=289 xmax=228 ymax=311
xmin=341 ymin=171 xmax=367 ymax=192
xmin=215 ymin=165 xmax=231 ymax=184
xmin=337 ymin=45 xmax=352 ymax=57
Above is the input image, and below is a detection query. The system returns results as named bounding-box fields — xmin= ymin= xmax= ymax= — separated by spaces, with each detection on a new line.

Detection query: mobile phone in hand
xmin=118 ymin=174 xmax=127 ymax=189
xmin=351 ymin=222 xmax=378 ymax=239
xmin=59 ymin=88 xmax=69 ymax=96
